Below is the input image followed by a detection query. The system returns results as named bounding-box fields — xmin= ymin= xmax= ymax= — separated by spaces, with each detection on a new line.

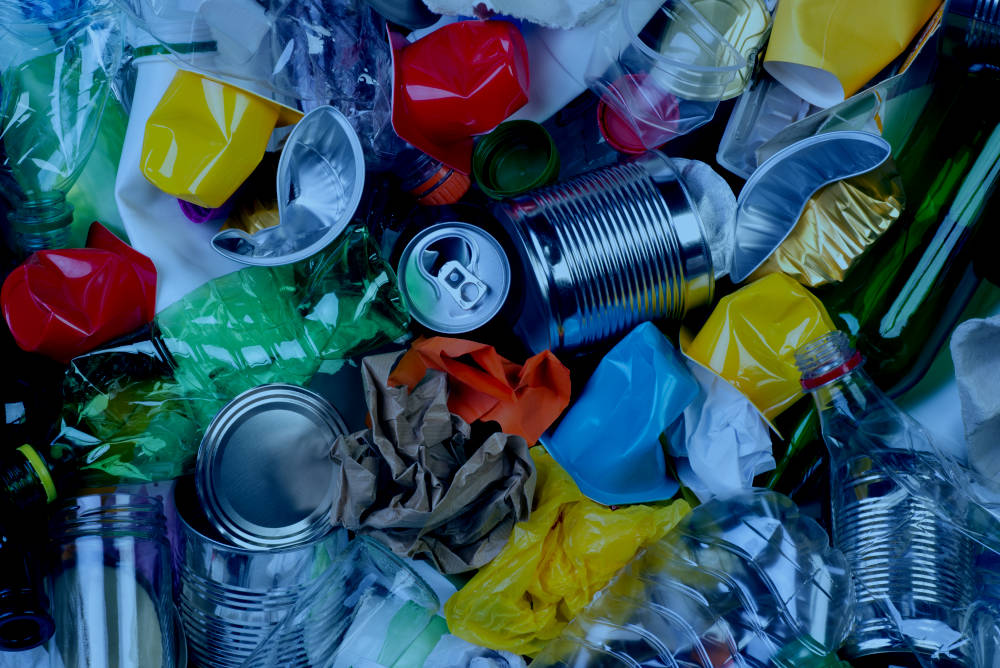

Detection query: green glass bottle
xmin=769 ymin=66 xmax=1000 ymax=495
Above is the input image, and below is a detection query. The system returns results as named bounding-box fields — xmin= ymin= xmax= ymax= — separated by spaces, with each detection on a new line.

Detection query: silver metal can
xmin=196 ymin=383 xmax=348 ymax=549
xmin=397 ymin=221 xmax=512 ymax=334
xmin=495 ymin=151 xmax=715 ymax=354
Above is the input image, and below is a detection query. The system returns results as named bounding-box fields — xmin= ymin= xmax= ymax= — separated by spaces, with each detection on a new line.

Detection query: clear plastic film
xmin=54 ymin=225 xmax=410 ymax=483
xmin=528 ymin=489 xmax=854 ymax=668
xmin=0 ymin=0 xmax=123 ymax=248
xmin=111 ymin=0 xmax=397 ymax=168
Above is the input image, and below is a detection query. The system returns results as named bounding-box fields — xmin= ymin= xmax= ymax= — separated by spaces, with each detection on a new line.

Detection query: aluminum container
xmin=171 ymin=477 xmax=348 ymax=668
xmin=496 ymin=151 xmax=717 ymax=354
xmin=397 ymin=222 xmax=512 ymax=334
xmin=730 ymin=130 xmax=891 ymax=282
xmin=196 ymin=383 xmax=348 ymax=550
xmin=211 ymin=106 xmax=365 ymax=265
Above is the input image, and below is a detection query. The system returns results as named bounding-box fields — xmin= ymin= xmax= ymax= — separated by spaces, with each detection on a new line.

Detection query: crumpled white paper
xmin=420 ymin=0 xmax=616 ymax=29
xmin=951 ymin=314 xmax=1000 ymax=479
xmin=666 ymin=359 xmax=775 ymax=501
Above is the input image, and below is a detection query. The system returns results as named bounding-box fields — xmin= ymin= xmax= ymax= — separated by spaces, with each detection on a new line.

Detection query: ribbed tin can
xmin=495 ymin=152 xmax=714 ymax=353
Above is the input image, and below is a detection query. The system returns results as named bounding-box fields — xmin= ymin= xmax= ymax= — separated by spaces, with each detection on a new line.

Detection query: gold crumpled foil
xmin=750 ymin=160 xmax=906 ymax=287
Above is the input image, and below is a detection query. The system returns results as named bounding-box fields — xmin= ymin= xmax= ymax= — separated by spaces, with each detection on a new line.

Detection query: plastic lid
xmin=473 ymin=121 xmax=560 ymax=199
xmin=196 ymin=384 xmax=348 ymax=549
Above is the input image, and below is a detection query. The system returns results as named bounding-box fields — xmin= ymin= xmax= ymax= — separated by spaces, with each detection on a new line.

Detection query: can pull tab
xmin=436 ymin=260 xmax=489 ymax=310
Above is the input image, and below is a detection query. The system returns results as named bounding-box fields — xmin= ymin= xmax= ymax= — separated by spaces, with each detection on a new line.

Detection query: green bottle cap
xmin=472 ymin=120 xmax=559 ymax=200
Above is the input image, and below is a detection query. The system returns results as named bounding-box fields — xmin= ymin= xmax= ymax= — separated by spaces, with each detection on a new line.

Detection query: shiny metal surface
xmin=496 ymin=151 xmax=714 ymax=353
xmin=211 ymin=106 xmax=365 ymax=265
xmin=172 ymin=477 xmax=348 ymax=668
xmin=196 ymin=384 xmax=348 ymax=550
xmin=397 ymin=222 xmax=512 ymax=334
xmin=731 ymin=130 xmax=891 ymax=282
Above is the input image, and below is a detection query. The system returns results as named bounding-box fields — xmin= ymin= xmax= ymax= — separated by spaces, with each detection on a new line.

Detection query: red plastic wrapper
xmin=390 ymin=19 xmax=530 ymax=175
xmin=389 ymin=337 xmax=571 ymax=444
xmin=2 ymin=223 xmax=157 ymax=363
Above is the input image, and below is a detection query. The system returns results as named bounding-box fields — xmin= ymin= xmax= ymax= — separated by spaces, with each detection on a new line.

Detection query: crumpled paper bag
xmin=331 ymin=351 xmax=536 ymax=574
xmin=763 ymin=0 xmax=941 ymax=108
xmin=444 ymin=448 xmax=690 ymax=656
xmin=389 ymin=337 xmax=571 ymax=445
xmin=666 ymin=359 xmax=774 ymax=501
xmin=951 ymin=314 xmax=1000 ymax=479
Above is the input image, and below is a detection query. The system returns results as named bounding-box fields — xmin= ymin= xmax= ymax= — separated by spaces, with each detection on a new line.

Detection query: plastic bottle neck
xmin=795 ymin=331 xmax=883 ymax=417
xmin=0 ymin=445 xmax=56 ymax=515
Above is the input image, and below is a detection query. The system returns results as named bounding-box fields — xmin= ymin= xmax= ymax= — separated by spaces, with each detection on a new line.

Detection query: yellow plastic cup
xmin=141 ymin=70 xmax=302 ymax=209
xmin=684 ymin=273 xmax=836 ymax=422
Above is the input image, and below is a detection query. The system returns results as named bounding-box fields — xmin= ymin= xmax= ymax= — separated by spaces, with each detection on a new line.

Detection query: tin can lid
xmin=196 ymin=384 xmax=348 ymax=549
xmin=397 ymin=222 xmax=511 ymax=334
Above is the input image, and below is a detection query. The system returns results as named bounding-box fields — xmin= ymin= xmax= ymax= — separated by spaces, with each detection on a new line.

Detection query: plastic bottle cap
xmin=16 ymin=445 xmax=56 ymax=503
xmin=411 ymin=166 xmax=471 ymax=206
xmin=596 ymin=73 xmax=680 ymax=154
xmin=473 ymin=120 xmax=559 ymax=199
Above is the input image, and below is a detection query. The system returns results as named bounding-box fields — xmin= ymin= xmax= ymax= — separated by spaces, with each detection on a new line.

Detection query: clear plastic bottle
xmin=796 ymin=331 xmax=974 ymax=667
xmin=0 ymin=0 xmax=122 ymax=254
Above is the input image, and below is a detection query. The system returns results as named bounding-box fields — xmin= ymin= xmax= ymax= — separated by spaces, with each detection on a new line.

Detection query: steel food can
xmin=495 ymin=151 xmax=716 ymax=354
xmin=196 ymin=383 xmax=348 ymax=549
xmin=397 ymin=221 xmax=512 ymax=335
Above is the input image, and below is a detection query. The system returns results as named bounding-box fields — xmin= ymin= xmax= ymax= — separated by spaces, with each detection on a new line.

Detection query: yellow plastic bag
xmin=684 ymin=273 xmax=835 ymax=422
xmin=763 ymin=0 xmax=941 ymax=108
xmin=443 ymin=448 xmax=690 ymax=656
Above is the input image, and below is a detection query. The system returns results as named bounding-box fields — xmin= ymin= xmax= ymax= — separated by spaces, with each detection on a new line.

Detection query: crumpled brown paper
xmin=330 ymin=351 xmax=536 ymax=574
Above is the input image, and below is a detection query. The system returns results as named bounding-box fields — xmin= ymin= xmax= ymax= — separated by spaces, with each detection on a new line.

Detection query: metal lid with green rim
xmin=397 ymin=222 xmax=512 ymax=334
xmin=195 ymin=384 xmax=348 ymax=550
xmin=473 ymin=120 xmax=560 ymax=200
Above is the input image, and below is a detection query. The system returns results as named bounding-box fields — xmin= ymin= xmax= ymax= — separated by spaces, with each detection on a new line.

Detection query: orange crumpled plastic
xmin=388 ymin=337 xmax=571 ymax=444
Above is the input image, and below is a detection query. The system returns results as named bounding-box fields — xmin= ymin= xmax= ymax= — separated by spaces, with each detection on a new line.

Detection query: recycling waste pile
xmin=4 ymin=0 xmax=1000 ymax=666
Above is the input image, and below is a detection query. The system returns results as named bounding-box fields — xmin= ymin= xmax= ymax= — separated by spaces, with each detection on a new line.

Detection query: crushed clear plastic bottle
xmin=796 ymin=331 xmax=974 ymax=667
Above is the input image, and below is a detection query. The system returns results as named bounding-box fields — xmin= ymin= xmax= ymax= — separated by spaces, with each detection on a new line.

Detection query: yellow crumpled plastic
xmin=683 ymin=273 xmax=835 ymax=422
xmin=443 ymin=448 xmax=690 ymax=657
xmin=763 ymin=0 xmax=941 ymax=107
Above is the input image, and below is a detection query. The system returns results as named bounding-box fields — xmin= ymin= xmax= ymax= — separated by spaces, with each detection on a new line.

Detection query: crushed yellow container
xmin=141 ymin=70 xmax=302 ymax=208
xmin=684 ymin=273 xmax=835 ymax=422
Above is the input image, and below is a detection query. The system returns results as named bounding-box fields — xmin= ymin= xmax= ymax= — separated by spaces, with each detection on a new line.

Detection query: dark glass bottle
xmin=769 ymin=58 xmax=1000 ymax=496
xmin=0 ymin=499 xmax=55 ymax=651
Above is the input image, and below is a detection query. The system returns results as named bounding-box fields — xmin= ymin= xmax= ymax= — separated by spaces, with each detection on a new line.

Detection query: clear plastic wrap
xmin=0 ymin=0 xmax=123 ymax=251
xmin=52 ymin=225 xmax=410 ymax=483
xmin=528 ymin=489 xmax=854 ymax=668
xmin=111 ymin=0 xmax=397 ymax=168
